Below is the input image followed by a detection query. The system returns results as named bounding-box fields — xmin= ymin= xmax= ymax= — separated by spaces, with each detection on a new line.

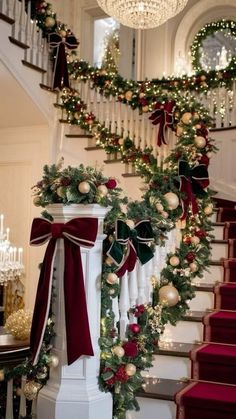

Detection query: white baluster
xmin=137 ymin=262 xmax=147 ymax=304
xmin=112 ymin=296 xmax=120 ymax=327
xmin=110 ymin=97 xmax=116 ymax=133
xmin=140 ymin=114 xmax=145 ymax=150
xmin=152 ymin=246 xmax=162 ymax=279
xmin=85 ymin=80 xmax=91 ymax=112
xmin=0 ymin=0 xmax=7 ymax=14
xmin=36 ymin=27 xmax=44 ymax=68
xmin=19 ymin=376 xmax=27 ymax=418
xmin=146 ymin=114 xmax=151 ymax=148
xmin=116 ymin=101 xmax=122 ymax=136
xmin=18 ymin=0 xmax=26 ymax=43
xmin=123 ymin=104 xmax=128 ymax=137
xmin=145 ymin=259 xmax=154 ymax=303
xmin=119 ymin=272 xmax=130 ymax=339
xmin=12 ymin=0 xmax=20 ymax=39
xmin=30 ymin=19 xmax=38 ymax=66
xmin=128 ymin=268 xmax=138 ymax=307
xmin=6 ymin=378 xmax=13 ymax=419
xmin=6 ymin=0 xmax=14 ymax=18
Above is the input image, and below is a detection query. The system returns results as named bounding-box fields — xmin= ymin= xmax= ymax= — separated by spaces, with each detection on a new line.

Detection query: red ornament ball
xmin=123 ymin=341 xmax=138 ymax=358
xmin=128 ymin=323 xmax=141 ymax=334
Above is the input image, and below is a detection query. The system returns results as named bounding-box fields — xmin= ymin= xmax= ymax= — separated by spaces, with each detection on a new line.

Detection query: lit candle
xmin=6 ymin=227 xmax=10 ymax=242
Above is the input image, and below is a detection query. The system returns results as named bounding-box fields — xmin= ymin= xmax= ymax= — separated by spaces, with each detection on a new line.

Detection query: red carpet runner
xmin=175 ymin=203 xmax=236 ymax=419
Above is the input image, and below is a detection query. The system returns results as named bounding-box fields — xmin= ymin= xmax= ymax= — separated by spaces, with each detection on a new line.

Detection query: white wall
xmin=0 ymin=125 xmax=51 ymax=310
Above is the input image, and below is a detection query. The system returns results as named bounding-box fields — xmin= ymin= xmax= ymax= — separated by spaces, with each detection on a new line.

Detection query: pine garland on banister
xmin=0 ymin=2 xmax=219 ymax=419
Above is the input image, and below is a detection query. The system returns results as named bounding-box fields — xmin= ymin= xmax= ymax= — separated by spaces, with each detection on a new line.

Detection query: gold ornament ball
xmin=193 ymin=112 xmax=200 ymax=120
xmin=113 ymin=345 xmax=125 ymax=358
xmin=206 ymin=151 xmax=213 ymax=159
xmin=49 ymin=355 xmax=59 ymax=368
xmin=23 ymin=381 xmax=41 ymax=401
xmin=0 ymin=369 xmax=4 ymax=381
xmin=125 ymin=90 xmax=133 ymax=101
xmin=118 ymin=138 xmax=124 ymax=145
xmin=97 ymin=184 xmax=108 ymax=197
xmin=190 ymin=236 xmax=200 ymax=245
xmin=44 ymin=16 xmax=55 ymax=27
xmin=194 ymin=136 xmax=206 ymax=149
xmin=189 ymin=262 xmax=198 ymax=272
xmin=107 ymin=272 xmax=119 ymax=285
xmin=204 ymin=205 xmax=213 ymax=215
xmin=125 ymin=363 xmax=137 ymax=376
xmin=126 ymin=219 xmax=135 ymax=229
xmin=164 ymin=192 xmax=179 ymax=210
xmin=181 ymin=112 xmax=192 ymax=125
xmin=200 ymin=75 xmax=206 ymax=81
xmin=78 ymin=181 xmax=90 ymax=194
xmin=159 ymin=285 xmax=180 ymax=307
xmin=156 ymin=202 xmax=164 ymax=212
xmin=142 ymin=105 xmax=149 ymax=113
xmin=57 ymin=186 xmax=66 ymax=198
xmin=105 ymin=257 xmax=113 ymax=266
xmin=33 ymin=196 xmax=41 ymax=207
xmin=169 ymin=256 xmax=180 ymax=267
xmin=139 ymin=92 xmax=145 ymax=98
xmin=59 ymin=29 xmax=67 ymax=37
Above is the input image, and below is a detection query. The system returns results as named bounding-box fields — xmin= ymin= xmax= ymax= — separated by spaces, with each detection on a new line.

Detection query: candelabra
xmin=0 ymin=214 xmax=24 ymax=286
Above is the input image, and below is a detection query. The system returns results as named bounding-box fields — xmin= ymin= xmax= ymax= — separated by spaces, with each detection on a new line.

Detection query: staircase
xmin=127 ymin=204 xmax=236 ymax=419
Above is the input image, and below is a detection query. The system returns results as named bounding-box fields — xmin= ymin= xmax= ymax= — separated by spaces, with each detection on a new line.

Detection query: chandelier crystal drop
xmin=97 ymin=0 xmax=188 ymax=30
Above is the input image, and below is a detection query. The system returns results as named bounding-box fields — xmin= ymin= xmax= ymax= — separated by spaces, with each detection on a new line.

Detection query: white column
xmin=37 ymin=204 xmax=112 ymax=419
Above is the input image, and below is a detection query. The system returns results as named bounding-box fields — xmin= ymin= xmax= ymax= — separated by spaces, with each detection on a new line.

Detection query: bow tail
xmin=180 ymin=177 xmax=198 ymax=220
xmin=116 ymin=242 xmax=137 ymax=277
xmin=157 ymin=118 xmax=168 ymax=147
xmin=53 ymin=42 xmax=70 ymax=90
xmin=64 ymin=241 xmax=93 ymax=364
xmin=30 ymin=239 xmax=57 ymax=365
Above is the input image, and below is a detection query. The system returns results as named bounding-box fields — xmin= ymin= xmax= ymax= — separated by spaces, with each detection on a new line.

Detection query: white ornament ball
xmin=113 ymin=346 xmax=125 ymax=358
xmin=78 ymin=181 xmax=90 ymax=194
xmin=126 ymin=219 xmax=135 ymax=229
xmin=164 ymin=192 xmax=180 ymax=210
xmin=159 ymin=285 xmax=180 ymax=307
xmin=169 ymin=256 xmax=180 ymax=267
xmin=190 ymin=236 xmax=200 ymax=245
xmin=189 ymin=262 xmax=198 ymax=272
xmin=125 ymin=363 xmax=137 ymax=376
xmin=97 ymin=184 xmax=108 ymax=197
xmin=204 ymin=205 xmax=213 ymax=215
xmin=44 ymin=16 xmax=55 ymax=27
xmin=106 ymin=273 xmax=119 ymax=285
xmin=194 ymin=136 xmax=206 ymax=149
xmin=181 ymin=112 xmax=192 ymax=124
xmin=156 ymin=202 xmax=164 ymax=212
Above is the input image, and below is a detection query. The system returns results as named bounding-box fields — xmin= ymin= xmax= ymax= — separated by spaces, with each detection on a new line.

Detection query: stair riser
xmin=210 ymin=242 xmax=228 ymax=260
xmin=128 ymin=398 xmax=175 ymax=419
xmin=162 ymin=321 xmax=203 ymax=343
xmin=188 ymin=291 xmax=214 ymax=311
xmin=202 ymin=264 xmax=223 ymax=283
xmin=150 ymin=354 xmax=190 ymax=380
xmin=212 ymin=225 xmax=224 ymax=240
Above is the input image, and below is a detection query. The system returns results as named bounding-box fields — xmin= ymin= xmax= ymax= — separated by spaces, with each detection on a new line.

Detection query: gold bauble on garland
xmin=126 ymin=219 xmax=135 ymax=229
xmin=23 ymin=381 xmax=41 ymax=400
xmin=78 ymin=181 xmax=90 ymax=194
xmin=44 ymin=16 xmax=55 ymax=27
xmin=159 ymin=284 xmax=180 ymax=307
xmin=125 ymin=90 xmax=133 ymax=101
xmin=113 ymin=346 xmax=125 ymax=358
xmin=48 ymin=355 xmax=59 ymax=368
xmin=169 ymin=256 xmax=180 ymax=267
xmin=106 ymin=272 xmax=119 ymax=284
xmin=194 ymin=136 xmax=206 ymax=149
xmin=4 ymin=309 xmax=32 ymax=340
xmin=190 ymin=236 xmax=200 ymax=245
xmin=56 ymin=186 xmax=66 ymax=198
xmin=97 ymin=184 xmax=108 ymax=197
xmin=33 ymin=196 xmax=41 ymax=207
xmin=189 ymin=262 xmax=198 ymax=272
xmin=164 ymin=192 xmax=179 ymax=210
xmin=204 ymin=204 xmax=213 ymax=215
xmin=181 ymin=112 xmax=192 ymax=124
xmin=125 ymin=363 xmax=136 ymax=376
xmin=0 ymin=370 xmax=5 ymax=381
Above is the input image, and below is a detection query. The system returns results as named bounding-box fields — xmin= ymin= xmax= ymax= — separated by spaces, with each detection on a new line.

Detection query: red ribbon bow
xmin=149 ymin=101 xmax=175 ymax=146
xmin=30 ymin=217 xmax=98 ymax=365
xmin=48 ymin=32 xmax=79 ymax=89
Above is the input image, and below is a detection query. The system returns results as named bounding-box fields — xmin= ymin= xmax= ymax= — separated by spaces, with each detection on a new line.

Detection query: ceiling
xmin=0 ymin=60 xmax=47 ymax=129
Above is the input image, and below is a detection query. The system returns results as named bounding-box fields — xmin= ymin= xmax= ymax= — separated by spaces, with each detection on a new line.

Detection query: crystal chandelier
xmin=0 ymin=214 xmax=24 ymax=285
xmin=96 ymin=0 xmax=188 ymax=29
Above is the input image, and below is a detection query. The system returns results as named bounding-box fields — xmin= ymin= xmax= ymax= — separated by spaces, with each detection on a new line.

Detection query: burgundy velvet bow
xmin=30 ymin=217 xmax=98 ymax=365
xmin=48 ymin=32 xmax=79 ymax=89
xmin=149 ymin=101 xmax=175 ymax=146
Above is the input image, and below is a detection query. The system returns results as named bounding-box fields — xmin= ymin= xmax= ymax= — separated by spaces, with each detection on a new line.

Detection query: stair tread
xmin=212 ymin=222 xmax=225 ymax=226
xmin=211 ymin=239 xmax=228 ymax=244
xmin=65 ymin=134 xmax=93 ymax=138
xmin=182 ymin=310 xmax=207 ymax=322
xmin=22 ymin=60 xmax=46 ymax=73
xmin=0 ymin=12 xmax=14 ymax=24
xmin=210 ymin=260 xmax=223 ymax=266
xmin=122 ymin=173 xmax=141 ymax=178
xmin=9 ymin=36 xmax=29 ymax=49
xmin=156 ymin=341 xmax=199 ymax=357
xmin=104 ymin=158 xmax=122 ymax=164
xmin=84 ymin=146 xmax=103 ymax=150
xmin=137 ymin=377 xmax=189 ymax=401
xmin=39 ymin=83 xmax=57 ymax=94
xmin=193 ymin=282 xmax=214 ymax=292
